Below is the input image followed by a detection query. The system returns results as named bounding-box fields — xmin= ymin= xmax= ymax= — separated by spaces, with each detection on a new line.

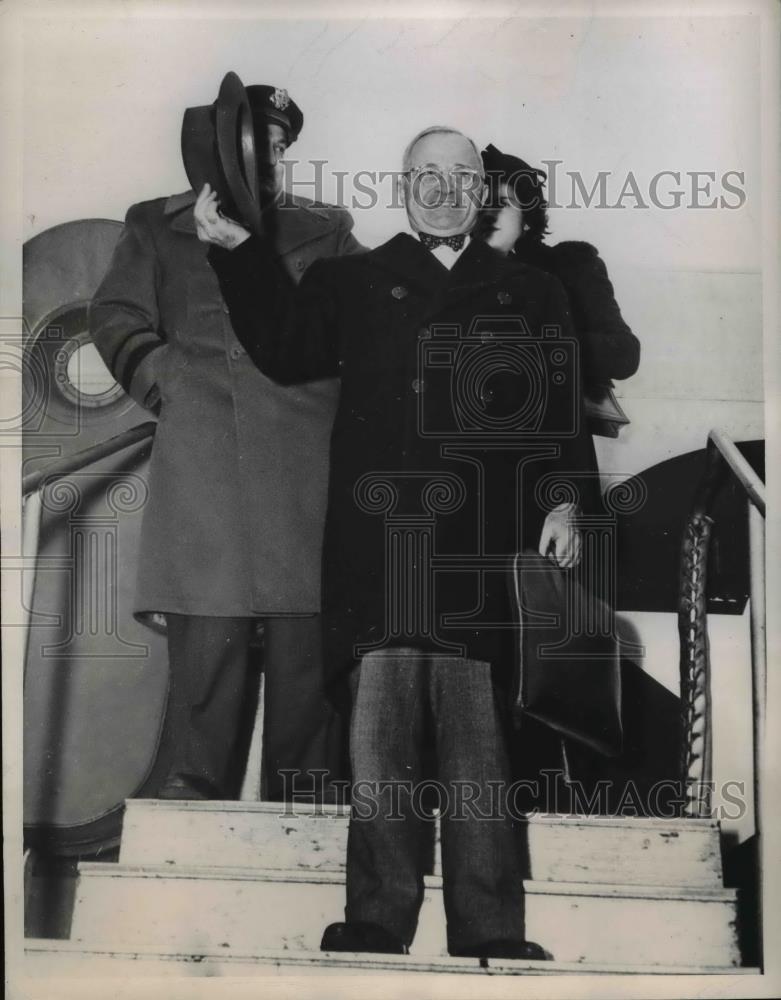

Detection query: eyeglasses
xmin=404 ymin=167 xmax=483 ymax=208
xmin=404 ymin=167 xmax=484 ymax=194
xmin=404 ymin=167 xmax=484 ymax=189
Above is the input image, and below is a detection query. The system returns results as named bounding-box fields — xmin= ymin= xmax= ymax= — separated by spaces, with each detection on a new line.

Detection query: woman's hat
xmin=481 ymin=143 xmax=547 ymax=183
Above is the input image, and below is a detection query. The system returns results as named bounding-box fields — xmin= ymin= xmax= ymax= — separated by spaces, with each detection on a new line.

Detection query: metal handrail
xmin=22 ymin=421 xmax=157 ymax=497
xmin=678 ymin=428 xmax=766 ymax=965
xmin=678 ymin=429 xmax=765 ymax=817
xmin=708 ymin=429 xmax=766 ymax=515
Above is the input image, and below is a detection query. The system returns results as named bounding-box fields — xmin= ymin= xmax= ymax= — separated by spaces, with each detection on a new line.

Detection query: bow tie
xmin=419 ymin=232 xmax=466 ymax=251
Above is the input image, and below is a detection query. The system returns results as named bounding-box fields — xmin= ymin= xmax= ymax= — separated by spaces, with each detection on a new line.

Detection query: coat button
xmin=295 ymin=259 xmax=305 ymax=271
xmin=391 ymin=285 xmax=408 ymax=299
xmin=230 ymin=346 xmax=245 ymax=360
xmin=497 ymin=291 xmax=512 ymax=305
xmin=411 ymin=378 xmax=424 ymax=393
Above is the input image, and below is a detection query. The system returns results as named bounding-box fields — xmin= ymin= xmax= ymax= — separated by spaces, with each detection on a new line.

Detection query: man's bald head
xmin=401 ymin=126 xmax=485 ymax=238
xmin=402 ymin=126 xmax=482 ymax=174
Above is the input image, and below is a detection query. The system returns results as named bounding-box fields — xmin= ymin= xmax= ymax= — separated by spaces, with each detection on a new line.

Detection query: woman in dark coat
xmin=477 ymin=144 xmax=640 ymax=428
xmin=476 ymin=146 xmax=640 ymax=791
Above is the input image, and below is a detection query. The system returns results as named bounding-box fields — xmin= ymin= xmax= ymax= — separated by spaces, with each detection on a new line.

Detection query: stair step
xmin=25 ymin=939 xmax=754 ymax=978
xmin=120 ymin=800 xmax=724 ymax=887
xmin=71 ymin=862 xmax=740 ymax=968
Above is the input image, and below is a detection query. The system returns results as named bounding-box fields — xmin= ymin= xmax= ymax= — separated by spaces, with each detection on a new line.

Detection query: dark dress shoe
xmin=320 ymin=921 xmax=408 ymax=954
xmin=451 ymin=939 xmax=551 ymax=961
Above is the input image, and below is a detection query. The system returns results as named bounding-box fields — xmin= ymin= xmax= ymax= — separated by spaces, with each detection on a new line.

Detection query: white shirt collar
xmin=427 ymin=240 xmax=466 ymax=270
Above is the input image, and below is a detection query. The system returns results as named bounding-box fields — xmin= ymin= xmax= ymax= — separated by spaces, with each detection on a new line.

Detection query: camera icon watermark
xmin=417 ymin=315 xmax=581 ymax=440
xmin=1 ymin=310 xmax=133 ymax=454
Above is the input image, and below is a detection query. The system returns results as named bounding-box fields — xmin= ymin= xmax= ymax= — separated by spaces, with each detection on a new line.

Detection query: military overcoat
xmin=90 ymin=190 xmax=363 ymax=616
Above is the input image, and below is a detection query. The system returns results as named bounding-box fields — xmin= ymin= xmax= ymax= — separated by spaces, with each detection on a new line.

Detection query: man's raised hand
xmin=194 ymin=184 xmax=251 ymax=250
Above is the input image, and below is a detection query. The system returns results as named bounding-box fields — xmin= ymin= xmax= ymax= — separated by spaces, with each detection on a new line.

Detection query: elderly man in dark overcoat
xmin=197 ymin=125 xmax=592 ymax=959
xmin=90 ymin=85 xmax=364 ymax=801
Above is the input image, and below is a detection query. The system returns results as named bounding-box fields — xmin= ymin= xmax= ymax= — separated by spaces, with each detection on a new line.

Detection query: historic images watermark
xmin=277 ymin=769 xmax=750 ymax=823
xmin=275 ymin=160 xmax=748 ymax=212
xmin=9 ymin=314 xmax=153 ymax=657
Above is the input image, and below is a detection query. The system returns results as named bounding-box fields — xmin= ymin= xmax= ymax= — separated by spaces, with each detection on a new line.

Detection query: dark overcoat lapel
xmin=361 ymin=232 xmax=523 ymax=313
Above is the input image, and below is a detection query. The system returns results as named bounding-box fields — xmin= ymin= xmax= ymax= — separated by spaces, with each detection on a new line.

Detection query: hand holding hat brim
xmin=193 ymin=184 xmax=251 ymax=250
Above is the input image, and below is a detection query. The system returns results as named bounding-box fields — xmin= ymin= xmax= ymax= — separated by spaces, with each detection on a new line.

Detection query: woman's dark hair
xmin=476 ymin=143 xmax=550 ymax=247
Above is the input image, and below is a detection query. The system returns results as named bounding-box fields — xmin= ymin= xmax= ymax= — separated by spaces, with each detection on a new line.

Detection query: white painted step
xmin=25 ymin=939 xmax=754 ymax=978
xmin=70 ymin=863 xmax=740 ymax=968
xmin=119 ymin=800 xmax=724 ymax=888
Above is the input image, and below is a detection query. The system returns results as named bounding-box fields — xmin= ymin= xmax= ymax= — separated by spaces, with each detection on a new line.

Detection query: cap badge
xmin=270 ymin=88 xmax=290 ymax=111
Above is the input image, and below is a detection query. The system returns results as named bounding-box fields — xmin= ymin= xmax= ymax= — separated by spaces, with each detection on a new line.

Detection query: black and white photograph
xmin=2 ymin=1 xmax=780 ymax=997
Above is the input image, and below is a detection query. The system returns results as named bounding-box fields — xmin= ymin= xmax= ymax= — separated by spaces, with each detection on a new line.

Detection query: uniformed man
xmin=90 ymin=84 xmax=364 ymax=801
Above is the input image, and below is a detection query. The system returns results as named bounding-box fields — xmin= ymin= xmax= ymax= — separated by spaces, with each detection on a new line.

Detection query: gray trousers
xmin=345 ymin=649 xmax=525 ymax=953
